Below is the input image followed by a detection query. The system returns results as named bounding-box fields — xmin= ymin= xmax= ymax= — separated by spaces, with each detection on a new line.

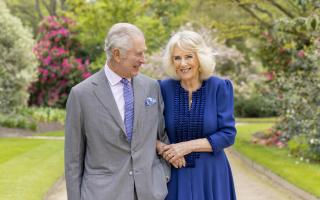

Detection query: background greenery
xmin=1 ymin=0 xmax=319 ymax=162
xmin=0 ymin=0 xmax=319 ymax=198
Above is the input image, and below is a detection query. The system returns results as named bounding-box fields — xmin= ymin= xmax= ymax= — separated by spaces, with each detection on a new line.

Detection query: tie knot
xmin=121 ymin=78 xmax=130 ymax=85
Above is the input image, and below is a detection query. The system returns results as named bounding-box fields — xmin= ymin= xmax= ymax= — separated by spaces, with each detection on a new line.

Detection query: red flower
xmin=263 ymin=72 xmax=274 ymax=81
xmin=82 ymin=72 xmax=91 ymax=79
xmin=297 ymin=50 xmax=305 ymax=58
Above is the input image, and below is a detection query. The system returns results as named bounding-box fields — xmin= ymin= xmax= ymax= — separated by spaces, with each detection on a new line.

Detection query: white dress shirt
xmin=104 ymin=64 xmax=131 ymax=121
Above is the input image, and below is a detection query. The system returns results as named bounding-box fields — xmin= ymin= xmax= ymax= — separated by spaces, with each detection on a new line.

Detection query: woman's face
xmin=172 ymin=46 xmax=200 ymax=82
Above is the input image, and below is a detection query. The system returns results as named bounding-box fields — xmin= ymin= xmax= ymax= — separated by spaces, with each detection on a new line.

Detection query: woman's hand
xmin=162 ymin=142 xmax=192 ymax=163
xmin=157 ymin=140 xmax=186 ymax=168
xmin=158 ymin=139 xmax=212 ymax=167
xmin=171 ymin=157 xmax=186 ymax=168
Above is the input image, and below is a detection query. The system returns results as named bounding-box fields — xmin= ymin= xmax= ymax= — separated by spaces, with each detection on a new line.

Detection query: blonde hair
xmin=162 ymin=31 xmax=215 ymax=80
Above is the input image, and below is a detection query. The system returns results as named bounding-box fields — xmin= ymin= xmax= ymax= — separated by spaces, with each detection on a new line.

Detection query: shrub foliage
xmin=0 ymin=1 xmax=37 ymax=114
xmin=259 ymin=15 xmax=320 ymax=161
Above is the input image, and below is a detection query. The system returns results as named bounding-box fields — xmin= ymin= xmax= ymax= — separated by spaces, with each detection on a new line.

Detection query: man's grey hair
xmin=104 ymin=23 xmax=144 ymax=60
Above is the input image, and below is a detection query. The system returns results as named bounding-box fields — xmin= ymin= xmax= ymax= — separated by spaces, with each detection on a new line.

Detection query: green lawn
xmin=235 ymin=122 xmax=320 ymax=197
xmin=0 ymin=138 xmax=64 ymax=200
xmin=236 ymin=117 xmax=278 ymax=123
xmin=33 ymin=130 xmax=65 ymax=137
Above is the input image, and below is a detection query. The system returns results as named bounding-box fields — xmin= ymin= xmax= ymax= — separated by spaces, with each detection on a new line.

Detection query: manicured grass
xmin=0 ymin=138 xmax=64 ymax=200
xmin=234 ymin=123 xmax=320 ymax=197
xmin=236 ymin=117 xmax=278 ymax=123
xmin=33 ymin=130 xmax=65 ymax=137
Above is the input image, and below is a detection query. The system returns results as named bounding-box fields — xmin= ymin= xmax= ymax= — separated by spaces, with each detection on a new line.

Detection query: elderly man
xmin=65 ymin=23 xmax=170 ymax=200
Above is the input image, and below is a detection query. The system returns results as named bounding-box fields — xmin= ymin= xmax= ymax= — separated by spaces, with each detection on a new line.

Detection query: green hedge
xmin=0 ymin=107 xmax=65 ymax=130
xmin=234 ymin=94 xmax=279 ymax=118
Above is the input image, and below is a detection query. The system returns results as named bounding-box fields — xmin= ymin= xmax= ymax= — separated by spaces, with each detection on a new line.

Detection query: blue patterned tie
xmin=121 ymin=78 xmax=134 ymax=142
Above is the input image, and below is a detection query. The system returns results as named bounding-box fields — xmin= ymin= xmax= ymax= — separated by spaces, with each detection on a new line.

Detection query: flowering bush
xmin=252 ymin=128 xmax=285 ymax=148
xmin=29 ymin=16 xmax=91 ymax=108
xmin=0 ymin=1 xmax=37 ymax=114
xmin=259 ymin=15 xmax=320 ymax=161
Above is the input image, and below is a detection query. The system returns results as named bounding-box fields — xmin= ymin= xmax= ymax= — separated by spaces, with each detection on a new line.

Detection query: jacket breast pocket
xmin=143 ymin=103 xmax=158 ymax=119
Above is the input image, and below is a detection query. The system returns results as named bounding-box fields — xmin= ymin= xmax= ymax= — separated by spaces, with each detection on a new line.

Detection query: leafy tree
xmin=187 ymin=0 xmax=320 ymax=160
xmin=226 ymin=0 xmax=320 ymax=160
xmin=5 ymin=0 xmax=67 ymax=33
xmin=64 ymin=0 xmax=189 ymax=71
xmin=0 ymin=0 xmax=38 ymax=114
xmin=29 ymin=16 xmax=91 ymax=108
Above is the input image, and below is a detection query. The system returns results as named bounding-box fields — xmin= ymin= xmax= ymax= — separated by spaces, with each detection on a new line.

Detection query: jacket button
xmin=129 ymin=171 xmax=133 ymax=175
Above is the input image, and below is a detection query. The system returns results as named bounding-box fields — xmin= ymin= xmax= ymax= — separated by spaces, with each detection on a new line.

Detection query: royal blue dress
xmin=159 ymin=76 xmax=237 ymax=200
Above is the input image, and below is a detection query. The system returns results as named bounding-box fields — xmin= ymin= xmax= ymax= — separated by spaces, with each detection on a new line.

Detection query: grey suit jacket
xmin=65 ymin=69 xmax=170 ymax=200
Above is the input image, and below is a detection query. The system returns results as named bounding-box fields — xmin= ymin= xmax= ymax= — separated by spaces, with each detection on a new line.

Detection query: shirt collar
xmin=104 ymin=63 xmax=131 ymax=86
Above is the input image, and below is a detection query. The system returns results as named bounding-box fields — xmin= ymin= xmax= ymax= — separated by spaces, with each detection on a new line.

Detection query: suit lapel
xmin=132 ymin=75 xmax=145 ymax=141
xmin=92 ymin=69 xmax=126 ymax=134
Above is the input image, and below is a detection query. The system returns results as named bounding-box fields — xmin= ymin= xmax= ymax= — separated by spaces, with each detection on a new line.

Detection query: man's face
xmin=117 ymin=36 xmax=146 ymax=78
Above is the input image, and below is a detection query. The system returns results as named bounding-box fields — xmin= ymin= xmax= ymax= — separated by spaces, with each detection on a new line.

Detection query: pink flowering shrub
xmin=29 ymin=16 xmax=91 ymax=108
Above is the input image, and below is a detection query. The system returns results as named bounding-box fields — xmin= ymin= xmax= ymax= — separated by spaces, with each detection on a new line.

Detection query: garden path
xmin=227 ymin=149 xmax=303 ymax=200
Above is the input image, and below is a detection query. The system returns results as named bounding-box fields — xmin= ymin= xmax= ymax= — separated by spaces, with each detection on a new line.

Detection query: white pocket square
xmin=145 ymin=97 xmax=157 ymax=106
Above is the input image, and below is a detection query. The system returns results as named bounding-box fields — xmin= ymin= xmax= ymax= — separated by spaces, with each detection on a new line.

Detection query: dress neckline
xmin=177 ymin=80 xmax=207 ymax=94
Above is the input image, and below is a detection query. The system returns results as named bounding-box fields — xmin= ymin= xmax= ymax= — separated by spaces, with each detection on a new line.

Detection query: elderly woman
xmin=157 ymin=31 xmax=237 ymax=200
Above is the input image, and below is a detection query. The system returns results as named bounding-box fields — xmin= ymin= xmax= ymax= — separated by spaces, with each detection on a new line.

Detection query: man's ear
xmin=112 ymin=48 xmax=121 ymax=63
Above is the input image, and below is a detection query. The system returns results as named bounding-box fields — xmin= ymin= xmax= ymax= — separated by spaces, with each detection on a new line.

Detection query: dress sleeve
xmin=206 ymin=79 xmax=236 ymax=155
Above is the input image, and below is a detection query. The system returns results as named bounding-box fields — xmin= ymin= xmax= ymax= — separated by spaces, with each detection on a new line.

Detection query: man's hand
xmin=156 ymin=140 xmax=166 ymax=155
